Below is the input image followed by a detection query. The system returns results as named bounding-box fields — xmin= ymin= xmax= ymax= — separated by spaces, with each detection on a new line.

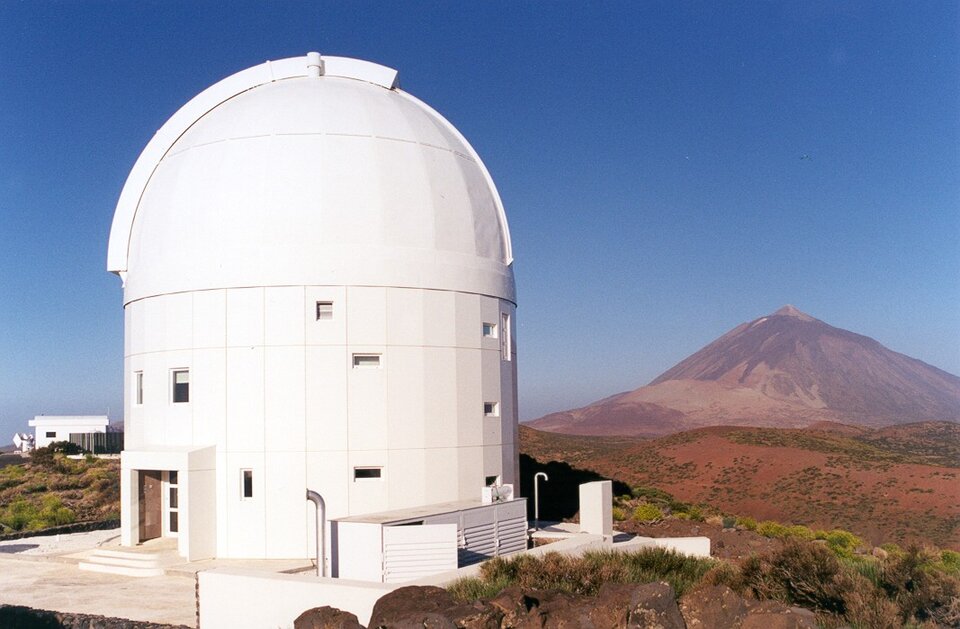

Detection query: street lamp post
xmin=534 ymin=472 xmax=549 ymax=531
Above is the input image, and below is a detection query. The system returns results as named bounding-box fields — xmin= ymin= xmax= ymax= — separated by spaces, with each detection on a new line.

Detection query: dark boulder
xmin=741 ymin=601 xmax=817 ymax=629
xmin=679 ymin=585 xmax=750 ymax=627
xmin=294 ymin=606 xmax=364 ymax=629
xmin=368 ymin=586 xmax=457 ymax=628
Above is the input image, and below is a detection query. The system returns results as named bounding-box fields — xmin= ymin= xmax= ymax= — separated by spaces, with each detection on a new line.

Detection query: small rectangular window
xmin=354 ymin=467 xmax=382 ymax=480
xmin=169 ymin=511 xmax=178 ymax=533
xmin=316 ymin=301 xmax=333 ymax=321
xmin=45 ymin=431 xmax=56 ymax=438
xmin=172 ymin=369 xmax=190 ymax=403
xmin=169 ymin=487 xmax=178 ymax=509
xmin=485 ymin=475 xmax=500 ymax=487
xmin=241 ymin=469 xmax=253 ymax=498
xmin=483 ymin=402 xmax=499 ymax=417
xmin=135 ymin=371 xmax=143 ymax=405
xmin=482 ymin=322 xmax=497 ymax=338
xmin=352 ymin=354 xmax=381 ymax=368
xmin=500 ymin=313 xmax=511 ymax=361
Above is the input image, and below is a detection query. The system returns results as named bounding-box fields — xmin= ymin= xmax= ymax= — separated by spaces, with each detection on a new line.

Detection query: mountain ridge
xmin=529 ymin=306 xmax=960 ymax=436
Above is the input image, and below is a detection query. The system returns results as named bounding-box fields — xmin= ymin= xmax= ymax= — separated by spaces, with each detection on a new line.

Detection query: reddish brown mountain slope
xmin=528 ymin=305 xmax=960 ymax=436
xmin=520 ymin=422 xmax=960 ymax=550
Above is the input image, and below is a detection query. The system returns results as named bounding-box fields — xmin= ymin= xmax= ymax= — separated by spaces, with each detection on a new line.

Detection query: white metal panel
xmin=495 ymin=501 xmax=528 ymax=556
xmin=460 ymin=507 xmax=497 ymax=566
xmin=382 ymin=524 xmax=457 ymax=583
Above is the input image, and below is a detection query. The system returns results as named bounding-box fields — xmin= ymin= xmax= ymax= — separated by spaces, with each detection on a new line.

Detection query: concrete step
xmin=92 ymin=549 xmax=162 ymax=562
xmin=78 ymin=561 xmax=164 ymax=578
xmin=78 ymin=548 xmax=165 ymax=577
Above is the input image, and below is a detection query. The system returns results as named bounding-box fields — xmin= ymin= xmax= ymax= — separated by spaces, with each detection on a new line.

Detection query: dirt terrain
xmin=520 ymin=421 xmax=960 ymax=550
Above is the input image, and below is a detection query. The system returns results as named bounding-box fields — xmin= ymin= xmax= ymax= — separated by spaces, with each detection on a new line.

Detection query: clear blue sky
xmin=1 ymin=2 xmax=957 ymax=439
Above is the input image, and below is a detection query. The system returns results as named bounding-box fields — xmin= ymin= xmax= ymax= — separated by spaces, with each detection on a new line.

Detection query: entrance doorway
xmin=138 ymin=470 xmax=162 ymax=541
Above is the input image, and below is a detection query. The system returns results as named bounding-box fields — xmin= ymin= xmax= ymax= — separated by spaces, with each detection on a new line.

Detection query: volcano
xmin=527 ymin=306 xmax=960 ymax=436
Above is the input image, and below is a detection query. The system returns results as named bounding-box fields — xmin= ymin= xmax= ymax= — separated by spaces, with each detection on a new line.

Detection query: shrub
xmin=450 ymin=548 xmax=715 ymax=601
xmin=783 ymin=524 xmax=815 ymax=540
xmin=736 ymin=516 xmax=757 ymax=531
xmin=738 ymin=540 xmax=850 ymax=615
xmin=878 ymin=546 xmax=960 ymax=626
xmin=447 ymin=575 xmax=511 ymax=601
xmin=29 ymin=441 xmax=82 ymax=470
xmin=939 ymin=550 xmax=960 ymax=575
xmin=631 ymin=486 xmax=674 ymax=504
xmin=815 ymin=528 xmax=863 ymax=558
xmin=721 ymin=516 xmax=737 ymax=529
xmin=756 ymin=520 xmax=789 ymax=538
xmin=880 ymin=542 xmax=904 ymax=558
xmin=0 ymin=495 xmax=75 ymax=531
xmin=611 ymin=506 xmax=627 ymax=521
xmin=632 ymin=504 xmax=663 ymax=522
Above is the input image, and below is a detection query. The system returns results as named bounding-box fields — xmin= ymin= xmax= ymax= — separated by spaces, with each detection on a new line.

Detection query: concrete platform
xmin=0 ymin=528 xmax=316 ymax=627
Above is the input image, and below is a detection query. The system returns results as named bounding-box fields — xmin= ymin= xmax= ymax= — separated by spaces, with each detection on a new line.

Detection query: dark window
xmin=135 ymin=371 xmax=143 ymax=405
xmin=485 ymin=475 xmax=499 ymax=486
xmin=169 ymin=471 xmax=178 ymax=485
xmin=169 ymin=511 xmax=178 ymax=533
xmin=172 ymin=370 xmax=189 ymax=403
xmin=45 ymin=432 xmax=56 ymax=438
xmin=242 ymin=469 xmax=253 ymax=498
xmin=169 ymin=487 xmax=178 ymax=509
xmin=352 ymin=354 xmax=381 ymax=368
xmin=354 ymin=467 xmax=382 ymax=479
xmin=316 ymin=301 xmax=333 ymax=320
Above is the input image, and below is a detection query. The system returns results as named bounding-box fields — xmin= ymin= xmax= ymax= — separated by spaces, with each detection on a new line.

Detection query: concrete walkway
xmin=0 ymin=528 xmax=314 ymax=627
xmin=0 ymin=557 xmax=197 ymax=626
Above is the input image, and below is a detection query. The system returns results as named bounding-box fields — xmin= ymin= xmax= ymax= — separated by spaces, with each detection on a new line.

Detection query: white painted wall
xmin=29 ymin=416 xmax=108 ymax=449
xmin=579 ymin=480 xmax=613 ymax=537
xmin=198 ymin=569 xmax=394 ymax=629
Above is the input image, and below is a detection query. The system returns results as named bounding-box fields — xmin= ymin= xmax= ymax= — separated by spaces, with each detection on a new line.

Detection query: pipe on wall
xmin=305 ymin=489 xmax=327 ymax=576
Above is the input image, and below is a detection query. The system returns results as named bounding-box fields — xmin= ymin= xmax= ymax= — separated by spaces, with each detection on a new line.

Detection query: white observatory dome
xmin=108 ymin=54 xmax=514 ymax=305
xmin=111 ymin=55 xmax=520 ymax=564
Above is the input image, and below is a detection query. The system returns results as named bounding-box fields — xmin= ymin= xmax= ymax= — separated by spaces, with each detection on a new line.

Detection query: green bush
xmin=631 ymin=504 xmax=663 ymax=522
xmin=815 ymin=528 xmax=863 ymax=558
xmin=736 ymin=516 xmax=757 ymax=531
xmin=738 ymin=540 xmax=851 ymax=615
xmin=756 ymin=520 xmax=789 ymax=538
xmin=449 ymin=548 xmax=716 ymax=602
xmin=878 ymin=546 xmax=960 ymax=626
xmin=939 ymin=550 xmax=960 ymax=575
xmin=611 ymin=506 xmax=627 ymax=521
xmin=630 ymin=486 xmax=674 ymax=504
xmin=721 ymin=516 xmax=737 ymax=529
xmin=0 ymin=495 xmax=75 ymax=531
xmin=783 ymin=524 xmax=815 ymax=540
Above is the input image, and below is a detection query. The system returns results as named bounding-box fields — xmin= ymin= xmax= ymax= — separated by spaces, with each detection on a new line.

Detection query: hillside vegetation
xmin=520 ymin=421 xmax=960 ymax=550
xmin=0 ymin=444 xmax=120 ymax=533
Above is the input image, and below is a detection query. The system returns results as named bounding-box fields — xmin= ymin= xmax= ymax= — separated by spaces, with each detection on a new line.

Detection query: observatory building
xmin=107 ymin=53 xmax=521 ymax=574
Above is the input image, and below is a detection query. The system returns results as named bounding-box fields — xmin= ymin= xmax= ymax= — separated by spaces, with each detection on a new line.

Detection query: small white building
xmin=28 ymin=416 xmax=109 ymax=449
xmin=107 ymin=53 xmax=521 ymax=573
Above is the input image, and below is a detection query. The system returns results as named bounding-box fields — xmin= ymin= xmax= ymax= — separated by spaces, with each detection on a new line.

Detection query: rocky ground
xmin=295 ymin=584 xmax=818 ymax=629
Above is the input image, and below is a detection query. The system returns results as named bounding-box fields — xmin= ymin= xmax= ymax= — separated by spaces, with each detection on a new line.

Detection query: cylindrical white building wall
xmin=111 ymin=55 xmax=518 ymax=559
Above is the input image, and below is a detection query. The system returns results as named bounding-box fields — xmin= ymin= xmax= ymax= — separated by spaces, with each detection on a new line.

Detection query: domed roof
xmin=107 ymin=54 xmax=514 ymax=304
